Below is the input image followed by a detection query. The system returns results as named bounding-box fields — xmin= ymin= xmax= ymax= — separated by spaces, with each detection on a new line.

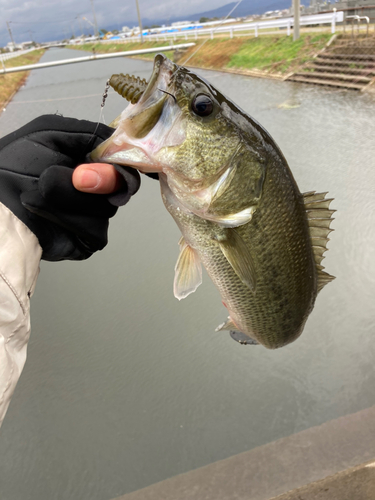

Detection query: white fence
xmin=101 ymin=11 xmax=344 ymax=44
xmin=0 ymin=48 xmax=37 ymax=65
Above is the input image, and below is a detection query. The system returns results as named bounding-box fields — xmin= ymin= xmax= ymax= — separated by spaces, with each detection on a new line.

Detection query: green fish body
xmin=92 ymin=54 xmax=335 ymax=349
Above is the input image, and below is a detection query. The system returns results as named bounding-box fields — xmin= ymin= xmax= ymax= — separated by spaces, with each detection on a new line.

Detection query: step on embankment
xmin=303 ymin=63 xmax=375 ymax=76
xmin=286 ymin=48 xmax=375 ymax=91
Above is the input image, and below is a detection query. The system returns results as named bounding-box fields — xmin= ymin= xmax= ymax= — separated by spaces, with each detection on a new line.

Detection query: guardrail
xmin=101 ymin=11 xmax=344 ymax=44
xmin=0 ymin=43 xmax=195 ymax=74
xmin=345 ymin=15 xmax=370 ymax=37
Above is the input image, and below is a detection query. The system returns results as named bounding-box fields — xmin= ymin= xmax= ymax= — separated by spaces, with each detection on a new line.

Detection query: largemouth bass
xmin=91 ymin=54 xmax=335 ymax=349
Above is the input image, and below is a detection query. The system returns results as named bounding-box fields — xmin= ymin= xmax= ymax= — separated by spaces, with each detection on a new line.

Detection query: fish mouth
xmin=141 ymin=53 xmax=176 ymax=103
xmin=90 ymin=54 xmax=178 ymax=172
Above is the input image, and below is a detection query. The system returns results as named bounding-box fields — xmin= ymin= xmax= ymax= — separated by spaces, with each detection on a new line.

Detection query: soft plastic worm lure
xmin=109 ymin=74 xmax=147 ymax=104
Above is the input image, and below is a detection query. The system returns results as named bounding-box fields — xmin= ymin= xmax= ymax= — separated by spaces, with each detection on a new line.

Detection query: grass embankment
xmin=0 ymin=49 xmax=45 ymax=108
xmin=70 ymin=33 xmax=332 ymax=76
xmin=71 ymin=40 xmax=178 ymax=62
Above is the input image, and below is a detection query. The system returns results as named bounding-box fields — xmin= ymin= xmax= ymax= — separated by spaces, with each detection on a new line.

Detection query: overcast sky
xmin=0 ymin=0 xmax=232 ymax=47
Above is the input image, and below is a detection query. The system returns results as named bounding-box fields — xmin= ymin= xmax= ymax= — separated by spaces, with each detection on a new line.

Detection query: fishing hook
xmin=157 ymin=88 xmax=177 ymax=103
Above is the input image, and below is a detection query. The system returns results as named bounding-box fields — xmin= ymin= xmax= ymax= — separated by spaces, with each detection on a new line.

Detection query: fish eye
xmin=191 ymin=94 xmax=214 ymax=117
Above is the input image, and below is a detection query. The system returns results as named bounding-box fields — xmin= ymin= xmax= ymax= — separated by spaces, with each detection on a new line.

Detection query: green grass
xmin=227 ymin=33 xmax=332 ymax=73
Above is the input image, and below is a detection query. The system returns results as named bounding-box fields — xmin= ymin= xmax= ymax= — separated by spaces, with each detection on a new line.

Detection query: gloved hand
xmin=0 ymin=114 xmax=140 ymax=261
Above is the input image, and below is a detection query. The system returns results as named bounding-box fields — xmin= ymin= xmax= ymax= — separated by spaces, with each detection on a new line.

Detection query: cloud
xmin=0 ymin=0 xmax=231 ymax=46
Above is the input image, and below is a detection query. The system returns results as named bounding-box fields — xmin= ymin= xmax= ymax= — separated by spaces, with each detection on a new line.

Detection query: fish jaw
xmin=91 ymin=54 xmax=186 ymax=173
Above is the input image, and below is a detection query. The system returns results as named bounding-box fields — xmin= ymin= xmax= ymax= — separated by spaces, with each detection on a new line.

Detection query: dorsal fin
xmin=303 ymin=191 xmax=335 ymax=292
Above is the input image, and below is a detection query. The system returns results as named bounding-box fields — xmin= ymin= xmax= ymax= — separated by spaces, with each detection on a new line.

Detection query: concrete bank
xmin=113 ymin=404 xmax=375 ymax=500
xmin=271 ymin=461 xmax=375 ymax=500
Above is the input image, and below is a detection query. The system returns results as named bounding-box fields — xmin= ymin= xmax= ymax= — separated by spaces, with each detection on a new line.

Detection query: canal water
xmin=0 ymin=48 xmax=374 ymax=500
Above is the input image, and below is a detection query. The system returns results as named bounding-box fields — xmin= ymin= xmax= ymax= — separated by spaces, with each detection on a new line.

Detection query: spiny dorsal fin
xmin=303 ymin=191 xmax=335 ymax=292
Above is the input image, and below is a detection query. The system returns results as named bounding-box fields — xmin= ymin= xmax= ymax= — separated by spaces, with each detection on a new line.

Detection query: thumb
xmin=73 ymin=163 xmax=125 ymax=194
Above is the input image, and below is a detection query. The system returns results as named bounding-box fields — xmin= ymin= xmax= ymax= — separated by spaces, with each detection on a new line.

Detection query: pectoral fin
xmin=174 ymin=238 xmax=202 ymax=300
xmin=215 ymin=229 xmax=256 ymax=292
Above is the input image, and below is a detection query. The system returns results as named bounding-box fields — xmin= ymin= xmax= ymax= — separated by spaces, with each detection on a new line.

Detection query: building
xmin=6 ymin=42 xmax=16 ymax=52
xmin=19 ymin=41 xmax=34 ymax=49
xmin=171 ymin=21 xmax=192 ymax=27
xmin=309 ymin=0 xmax=375 ymax=21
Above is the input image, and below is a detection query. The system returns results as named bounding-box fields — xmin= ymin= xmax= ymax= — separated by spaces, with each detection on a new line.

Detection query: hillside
xmin=186 ymin=0 xmax=310 ymax=21
xmin=120 ymin=1 xmax=310 ymax=34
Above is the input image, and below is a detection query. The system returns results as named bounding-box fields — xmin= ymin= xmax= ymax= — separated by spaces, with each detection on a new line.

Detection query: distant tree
xmin=112 ymin=29 xmax=119 ymax=35
xmin=99 ymin=29 xmax=108 ymax=35
xmin=151 ymin=24 xmax=160 ymax=28
xmin=144 ymin=25 xmax=150 ymax=29
xmin=200 ymin=17 xmax=209 ymax=23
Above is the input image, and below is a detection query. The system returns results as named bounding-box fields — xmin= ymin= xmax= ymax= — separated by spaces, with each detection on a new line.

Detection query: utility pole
xmin=135 ymin=0 xmax=143 ymax=43
xmin=6 ymin=21 xmax=16 ymax=50
xmin=90 ymin=0 xmax=99 ymax=38
xmin=28 ymin=30 xmax=35 ymax=43
xmin=76 ymin=17 xmax=84 ymax=37
xmin=83 ymin=16 xmax=96 ymax=36
xmin=293 ymin=0 xmax=300 ymax=41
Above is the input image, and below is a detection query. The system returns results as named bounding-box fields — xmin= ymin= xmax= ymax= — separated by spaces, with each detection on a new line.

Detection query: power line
xmin=135 ymin=0 xmax=143 ymax=44
xmin=89 ymin=0 xmax=99 ymax=38
xmin=8 ymin=17 xmax=80 ymax=25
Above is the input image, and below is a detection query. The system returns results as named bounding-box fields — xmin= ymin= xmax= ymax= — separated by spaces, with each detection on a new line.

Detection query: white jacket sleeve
xmin=0 ymin=202 xmax=42 ymax=426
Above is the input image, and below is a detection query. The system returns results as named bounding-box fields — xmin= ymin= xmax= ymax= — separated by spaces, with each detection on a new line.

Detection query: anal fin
xmin=216 ymin=317 xmax=259 ymax=345
xmin=215 ymin=317 xmax=237 ymax=332
xmin=230 ymin=331 xmax=259 ymax=345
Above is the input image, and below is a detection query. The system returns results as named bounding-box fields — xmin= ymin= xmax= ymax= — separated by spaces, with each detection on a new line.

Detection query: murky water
xmin=0 ymin=48 xmax=375 ymax=500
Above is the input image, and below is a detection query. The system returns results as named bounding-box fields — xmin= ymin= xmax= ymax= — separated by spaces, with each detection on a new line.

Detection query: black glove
xmin=0 ymin=114 xmax=140 ymax=261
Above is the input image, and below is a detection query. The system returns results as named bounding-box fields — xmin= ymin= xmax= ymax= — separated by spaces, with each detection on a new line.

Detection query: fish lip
xmin=138 ymin=53 xmax=177 ymax=103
